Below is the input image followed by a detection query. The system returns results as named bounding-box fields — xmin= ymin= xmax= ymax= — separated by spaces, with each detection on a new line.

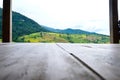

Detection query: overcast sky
xmin=1 ymin=0 xmax=120 ymax=35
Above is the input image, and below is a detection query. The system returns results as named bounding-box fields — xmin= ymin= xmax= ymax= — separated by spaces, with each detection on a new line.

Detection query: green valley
xmin=16 ymin=32 xmax=110 ymax=43
xmin=0 ymin=8 xmax=110 ymax=43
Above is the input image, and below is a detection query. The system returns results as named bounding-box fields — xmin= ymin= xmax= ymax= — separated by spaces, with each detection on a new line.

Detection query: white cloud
xmin=0 ymin=0 xmax=3 ymax=8
xmin=118 ymin=1 xmax=120 ymax=20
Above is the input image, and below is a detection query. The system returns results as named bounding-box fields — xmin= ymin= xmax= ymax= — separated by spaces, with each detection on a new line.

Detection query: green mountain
xmin=0 ymin=8 xmax=48 ymax=41
xmin=0 ymin=8 xmax=110 ymax=43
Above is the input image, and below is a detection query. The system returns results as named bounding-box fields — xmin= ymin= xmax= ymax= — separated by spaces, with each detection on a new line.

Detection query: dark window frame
xmin=2 ymin=0 xmax=12 ymax=42
xmin=109 ymin=0 xmax=119 ymax=43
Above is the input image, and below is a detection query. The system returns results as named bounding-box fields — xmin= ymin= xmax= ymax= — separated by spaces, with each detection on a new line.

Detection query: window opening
xmin=12 ymin=0 xmax=110 ymax=43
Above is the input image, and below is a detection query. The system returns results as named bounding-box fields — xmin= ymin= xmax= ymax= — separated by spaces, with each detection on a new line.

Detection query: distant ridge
xmin=43 ymin=25 xmax=99 ymax=35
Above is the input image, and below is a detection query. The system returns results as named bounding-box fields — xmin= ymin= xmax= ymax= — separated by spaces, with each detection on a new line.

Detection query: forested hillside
xmin=0 ymin=8 xmax=48 ymax=41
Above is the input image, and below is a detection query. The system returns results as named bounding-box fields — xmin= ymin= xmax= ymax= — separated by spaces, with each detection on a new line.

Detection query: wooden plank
xmin=57 ymin=43 xmax=120 ymax=80
xmin=109 ymin=0 xmax=119 ymax=43
xmin=0 ymin=43 xmax=101 ymax=80
xmin=2 ymin=0 xmax=12 ymax=42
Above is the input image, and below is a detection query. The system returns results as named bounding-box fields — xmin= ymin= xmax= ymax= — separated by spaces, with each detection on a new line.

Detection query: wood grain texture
xmin=57 ymin=43 xmax=120 ymax=80
xmin=0 ymin=43 xmax=101 ymax=80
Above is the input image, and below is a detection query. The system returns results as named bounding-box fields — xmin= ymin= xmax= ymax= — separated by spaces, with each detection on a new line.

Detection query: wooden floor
xmin=0 ymin=43 xmax=120 ymax=80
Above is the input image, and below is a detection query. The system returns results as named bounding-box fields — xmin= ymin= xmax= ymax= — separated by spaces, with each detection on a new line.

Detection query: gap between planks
xmin=56 ymin=43 xmax=105 ymax=80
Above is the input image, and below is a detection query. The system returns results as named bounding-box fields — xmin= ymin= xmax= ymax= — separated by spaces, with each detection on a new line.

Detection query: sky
xmin=0 ymin=0 xmax=120 ymax=35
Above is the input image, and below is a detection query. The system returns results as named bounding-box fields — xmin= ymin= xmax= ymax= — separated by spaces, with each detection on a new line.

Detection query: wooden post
xmin=109 ymin=0 xmax=119 ymax=43
xmin=118 ymin=21 xmax=120 ymax=41
xmin=2 ymin=0 xmax=12 ymax=42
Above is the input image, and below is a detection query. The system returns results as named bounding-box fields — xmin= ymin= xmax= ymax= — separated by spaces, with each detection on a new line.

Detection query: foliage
xmin=16 ymin=32 xmax=110 ymax=43
xmin=12 ymin=12 xmax=48 ymax=41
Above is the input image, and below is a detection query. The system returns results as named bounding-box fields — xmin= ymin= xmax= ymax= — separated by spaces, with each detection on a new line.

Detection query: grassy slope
xmin=16 ymin=32 xmax=110 ymax=43
xmin=0 ymin=39 xmax=1 ymax=42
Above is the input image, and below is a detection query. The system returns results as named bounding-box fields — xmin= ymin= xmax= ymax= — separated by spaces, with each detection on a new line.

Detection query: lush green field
xmin=16 ymin=32 xmax=110 ymax=43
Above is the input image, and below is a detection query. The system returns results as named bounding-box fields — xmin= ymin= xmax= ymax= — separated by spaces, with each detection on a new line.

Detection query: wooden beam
xmin=2 ymin=0 xmax=12 ymax=42
xmin=109 ymin=0 xmax=119 ymax=43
